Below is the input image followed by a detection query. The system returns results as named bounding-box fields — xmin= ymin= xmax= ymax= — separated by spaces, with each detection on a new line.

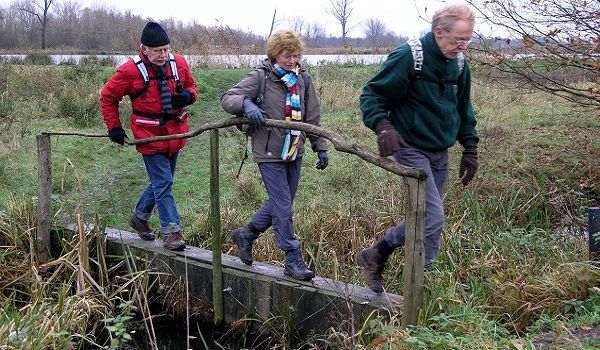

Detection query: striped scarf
xmin=274 ymin=63 xmax=302 ymax=161
xmin=153 ymin=63 xmax=173 ymax=116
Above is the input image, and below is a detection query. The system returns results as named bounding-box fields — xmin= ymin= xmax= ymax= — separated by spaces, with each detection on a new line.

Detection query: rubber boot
xmin=284 ymin=249 xmax=315 ymax=281
xmin=357 ymin=245 xmax=389 ymax=293
xmin=231 ymin=225 xmax=259 ymax=265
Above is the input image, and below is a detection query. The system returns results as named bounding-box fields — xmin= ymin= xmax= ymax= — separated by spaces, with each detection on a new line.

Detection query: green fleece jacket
xmin=360 ymin=32 xmax=479 ymax=152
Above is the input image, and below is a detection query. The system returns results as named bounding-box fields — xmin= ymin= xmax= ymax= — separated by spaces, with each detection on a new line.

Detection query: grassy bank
xmin=0 ymin=59 xmax=599 ymax=349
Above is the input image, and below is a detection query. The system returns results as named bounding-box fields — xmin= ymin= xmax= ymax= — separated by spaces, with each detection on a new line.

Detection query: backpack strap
xmin=255 ymin=67 xmax=267 ymax=106
xmin=456 ymin=52 xmax=465 ymax=75
xmin=407 ymin=38 xmax=423 ymax=75
xmin=168 ymin=53 xmax=183 ymax=93
xmin=407 ymin=38 xmax=464 ymax=85
xmin=130 ymin=55 xmax=150 ymax=100
xmin=130 ymin=54 xmax=183 ymax=100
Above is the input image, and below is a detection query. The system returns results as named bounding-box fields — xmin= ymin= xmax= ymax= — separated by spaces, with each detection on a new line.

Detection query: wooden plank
xmin=36 ymin=134 xmax=52 ymax=263
xmin=401 ymin=177 xmax=426 ymax=328
xmin=210 ymin=129 xmax=224 ymax=326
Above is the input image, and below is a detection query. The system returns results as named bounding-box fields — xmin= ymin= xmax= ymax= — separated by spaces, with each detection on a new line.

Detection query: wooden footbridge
xmin=36 ymin=117 xmax=427 ymax=334
xmin=99 ymin=226 xmax=402 ymax=335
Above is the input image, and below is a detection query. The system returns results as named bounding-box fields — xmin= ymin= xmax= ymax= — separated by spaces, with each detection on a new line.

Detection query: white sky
xmin=73 ymin=0 xmax=449 ymax=38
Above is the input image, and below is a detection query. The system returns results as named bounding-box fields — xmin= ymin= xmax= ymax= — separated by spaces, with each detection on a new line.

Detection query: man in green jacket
xmin=357 ymin=3 xmax=479 ymax=293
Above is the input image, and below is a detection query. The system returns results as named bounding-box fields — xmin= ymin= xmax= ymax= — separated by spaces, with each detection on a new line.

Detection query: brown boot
xmin=163 ymin=231 xmax=186 ymax=251
xmin=357 ymin=246 xmax=388 ymax=293
xmin=129 ymin=215 xmax=155 ymax=241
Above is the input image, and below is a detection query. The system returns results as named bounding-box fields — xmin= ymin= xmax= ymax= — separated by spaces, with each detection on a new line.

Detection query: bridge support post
xmin=401 ymin=177 xmax=426 ymax=328
xmin=210 ymin=129 xmax=224 ymax=327
xmin=36 ymin=134 xmax=52 ymax=263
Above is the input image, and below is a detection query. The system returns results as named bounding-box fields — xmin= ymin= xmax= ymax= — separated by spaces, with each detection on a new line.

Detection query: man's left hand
xmin=315 ymin=150 xmax=329 ymax=170
xmin=459 ymin=146 xmax=478 ymax=185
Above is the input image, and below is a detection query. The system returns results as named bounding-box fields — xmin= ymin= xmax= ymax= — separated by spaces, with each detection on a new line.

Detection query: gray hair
xmin=431 ymin=3 xmax=475 ymax=32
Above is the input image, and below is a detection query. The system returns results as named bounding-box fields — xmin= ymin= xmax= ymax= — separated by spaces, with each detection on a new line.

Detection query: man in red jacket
xmin=100 ymin=22 xmax=197 ymax=250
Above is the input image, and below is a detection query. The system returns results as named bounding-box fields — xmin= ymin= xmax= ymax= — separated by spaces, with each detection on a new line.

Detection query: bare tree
xmin=50 ymin=0 xmax=80 ymax=48
xmin=364 ymin=17 xmax=387 ymax=51
xmin=19 ymin=0 xmax=54 ymax=50
xmin=327 ymin=0 xmax=358 ymax=46
xmin=466 ymin=0 xmax=600 ymax=109
xmin=303 ymin=22 xmax=326 ymax=48
xmin=290 ymin=16 xmax=305 ymax=34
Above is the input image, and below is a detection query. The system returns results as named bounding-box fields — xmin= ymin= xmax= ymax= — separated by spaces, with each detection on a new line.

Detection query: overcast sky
xmin=71 ymin=0 xmax=449 ymax=38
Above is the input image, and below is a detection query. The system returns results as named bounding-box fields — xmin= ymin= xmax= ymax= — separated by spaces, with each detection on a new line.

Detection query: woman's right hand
xmin=242 ymin=99 xmax=265 ymax=125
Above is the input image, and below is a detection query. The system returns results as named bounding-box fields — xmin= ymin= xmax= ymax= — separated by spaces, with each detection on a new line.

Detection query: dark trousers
xmin=384 ymin=146 xmax=448 ymax=268
xmin=251 ymin=158 xmax=303 ymax=252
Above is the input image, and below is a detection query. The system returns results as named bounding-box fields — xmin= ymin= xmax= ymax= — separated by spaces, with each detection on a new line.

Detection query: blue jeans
xmin=251 ymin=159 xmax=302 ymax=252
xmin=384 ymin=146 xmax=448 ymax=268
xmin=134 ymin=153 xmax=181 ymax=234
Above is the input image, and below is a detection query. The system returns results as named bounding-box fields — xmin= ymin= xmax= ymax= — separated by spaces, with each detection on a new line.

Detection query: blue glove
xmin=315 ymin=150 xmax=329 ymax=170
xmin=171 ymin=91 xmax=194 ymax=108
xmin=242 ymin=98 xmax=265 ymax=125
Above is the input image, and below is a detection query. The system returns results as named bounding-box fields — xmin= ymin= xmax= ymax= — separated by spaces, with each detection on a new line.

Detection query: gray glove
xmin=242 ymin=98 xmax=265 ymax=125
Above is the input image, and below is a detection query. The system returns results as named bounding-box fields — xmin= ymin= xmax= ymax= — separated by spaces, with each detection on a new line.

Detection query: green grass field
xmin=0 ymin=60 xmax=599 ymax=349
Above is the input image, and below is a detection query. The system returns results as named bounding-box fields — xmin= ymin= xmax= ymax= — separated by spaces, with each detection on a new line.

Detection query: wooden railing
xmin=36 ymin=116 xmax=427 ymax=328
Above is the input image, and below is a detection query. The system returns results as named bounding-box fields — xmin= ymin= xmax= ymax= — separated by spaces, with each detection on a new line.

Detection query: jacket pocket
xmin=131 ymin=115 xmax=168 ymax=153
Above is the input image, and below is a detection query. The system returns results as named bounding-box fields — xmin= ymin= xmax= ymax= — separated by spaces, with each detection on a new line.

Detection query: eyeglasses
xmin=147 ymin=47 xmax=172 ymax=55
xmin=453 ymin=39 xmax=472 ymax=46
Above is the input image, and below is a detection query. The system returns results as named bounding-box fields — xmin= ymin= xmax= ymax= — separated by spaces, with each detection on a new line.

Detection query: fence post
xmin=401 ymin=177 xmax=426 ymax=328
xmin=36 ymin=134 xmax=52 ymax=263
xmin=210 ymin=129 xmax=224 ymax=327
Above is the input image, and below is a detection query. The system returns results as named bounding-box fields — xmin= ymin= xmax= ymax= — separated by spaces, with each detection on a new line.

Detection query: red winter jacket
xmin=100 ymin=50 xmax=198 ymax=156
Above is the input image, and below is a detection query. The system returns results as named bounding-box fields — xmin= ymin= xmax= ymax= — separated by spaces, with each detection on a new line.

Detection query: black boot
xmin=284 ymin=249 xmax=315 ymax=281
xmin=231 ymin=225 xmax=259 ymax=265
xmin=357 ymin=244 xmax=390 ymax=293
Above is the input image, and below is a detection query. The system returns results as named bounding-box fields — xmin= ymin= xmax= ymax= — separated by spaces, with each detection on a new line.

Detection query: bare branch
xmin=42 ymin=117 xmax=427 ymax=180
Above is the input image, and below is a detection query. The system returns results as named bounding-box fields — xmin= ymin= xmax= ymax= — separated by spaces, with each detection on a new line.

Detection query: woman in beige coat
xmin=221 ymin=30 xmax=329 ymax=281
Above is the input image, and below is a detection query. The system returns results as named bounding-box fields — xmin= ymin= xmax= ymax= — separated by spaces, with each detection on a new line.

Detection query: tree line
xmin=0 ymin=0 xmax=407 ymax=53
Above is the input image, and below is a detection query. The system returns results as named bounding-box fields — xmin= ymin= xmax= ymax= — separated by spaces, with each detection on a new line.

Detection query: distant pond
xmin=1 ymin=54 xmax=388 ymax=67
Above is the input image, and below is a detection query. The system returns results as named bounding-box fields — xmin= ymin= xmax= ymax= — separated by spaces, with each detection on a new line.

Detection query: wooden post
xmin=401 ymin=177 xmax=426 ymax=328
xmin=210 ymin=129 xmax=224 ymax=327
xmin=36 ymin=134 xmax=52 ymax=263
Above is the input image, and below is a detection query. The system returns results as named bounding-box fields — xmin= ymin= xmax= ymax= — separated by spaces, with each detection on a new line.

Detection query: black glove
xmin=108 ymin=127 xmax=128 ymax=145
xmin=171 ymin=91 xmax=194 ymax=108
xmin=375 ymin=120 xmax=408 ymax=157
xmin=243 ymin=98 xmax=265 ymax=125
xmin=315 ymin=150 xmax=329 ymax=170
xmin=459 ymin=146 xmax=478 ymax=185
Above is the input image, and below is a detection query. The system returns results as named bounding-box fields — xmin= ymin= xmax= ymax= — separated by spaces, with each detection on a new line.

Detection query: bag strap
xmin=130 ymin=54 xmax=183 ymax=100
xmin=407 ymin=38 xmax=464 ymax=85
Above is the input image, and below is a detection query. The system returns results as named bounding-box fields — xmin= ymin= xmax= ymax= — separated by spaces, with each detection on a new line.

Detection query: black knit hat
xmin=140 ymin=22 xmax=170 ymax=47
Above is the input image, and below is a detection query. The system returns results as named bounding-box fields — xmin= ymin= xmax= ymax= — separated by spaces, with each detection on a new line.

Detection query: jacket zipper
xmin=264 ymin=129 xmax=271 ymax=153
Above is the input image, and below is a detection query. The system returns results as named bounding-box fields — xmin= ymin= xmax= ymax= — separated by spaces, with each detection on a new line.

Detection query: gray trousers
xmin=384 ymin=146 xmax=448 ymax=268
xmin=250 ymin=158 xmax=302 ymax=252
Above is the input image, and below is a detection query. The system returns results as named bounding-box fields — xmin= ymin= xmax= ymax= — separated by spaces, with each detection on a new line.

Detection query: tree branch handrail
xmin=42 ymin=116 xmax=427 ymax=180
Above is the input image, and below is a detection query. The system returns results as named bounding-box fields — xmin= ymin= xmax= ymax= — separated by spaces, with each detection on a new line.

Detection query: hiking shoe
xmin=284 ymin=249 xmax=315 ymax=281
xmin=231 ymin=226 xmax=258 ymax=265
xmin=357 ymin=247 xmax=387 ymax=293
xmin=129 ymin=215 xmax=155 ymax=241
xmin=163 ymin=231 xmax=186 ymax=251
